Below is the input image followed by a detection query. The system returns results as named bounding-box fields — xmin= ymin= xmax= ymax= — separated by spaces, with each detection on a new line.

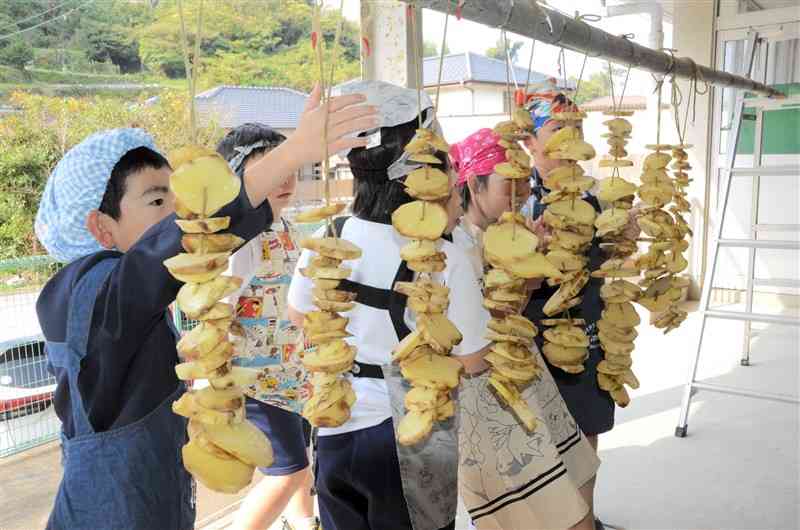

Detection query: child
xmin=216 ymin=123 xmax=317 ymax=530
xmin=450 ymin=128 xmax=600 ymax=530
xmin=287 ymin=80 xmax=490 ymax=530
xmin=519 ymin=92 xmax=638 ymax=530
xmin=34 ymin=87 xmax=377 ymax=529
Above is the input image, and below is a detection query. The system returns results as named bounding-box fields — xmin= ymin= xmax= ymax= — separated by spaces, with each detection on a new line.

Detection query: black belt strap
xmin=350 ymin=360 xmax=384 ymax=379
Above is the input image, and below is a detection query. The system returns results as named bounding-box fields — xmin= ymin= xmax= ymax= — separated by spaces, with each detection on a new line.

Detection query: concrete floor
xmin=1 ymin=300 xmax=797 ymax=530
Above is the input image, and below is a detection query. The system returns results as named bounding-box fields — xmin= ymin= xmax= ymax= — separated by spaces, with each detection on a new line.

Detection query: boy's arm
xmin=97 ymin=185 xmax=271 ymax=340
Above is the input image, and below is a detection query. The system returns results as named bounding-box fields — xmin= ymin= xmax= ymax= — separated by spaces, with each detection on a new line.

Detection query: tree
xmin=0 ymin=39 xmax=34 ymax=72
xmin=423 ymin=40 xmax=450 ymax=57
xmin=486 ymin=37 xmax=523 ymax=63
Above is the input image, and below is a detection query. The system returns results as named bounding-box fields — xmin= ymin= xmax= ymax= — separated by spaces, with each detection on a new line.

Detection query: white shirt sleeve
xmin=228 ymin=237 xmax=262 ymax=302
xmin=444 ymin=245 xmax=491 ymax=357
xmin=287 ymin=226 xmax=326 ymax=315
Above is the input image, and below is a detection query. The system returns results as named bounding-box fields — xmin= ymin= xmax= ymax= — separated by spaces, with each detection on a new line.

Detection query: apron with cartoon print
xmin=232 ymin=219 xmax=312 ymax=413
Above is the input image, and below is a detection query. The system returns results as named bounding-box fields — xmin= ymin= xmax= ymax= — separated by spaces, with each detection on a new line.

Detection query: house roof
xmin=581 ymin=95 xmax=650 ymax=112
xmin=422 ymin=52 xmax=570 ymax=88
xmin=195 ymin=86 xmax=308 ymax=129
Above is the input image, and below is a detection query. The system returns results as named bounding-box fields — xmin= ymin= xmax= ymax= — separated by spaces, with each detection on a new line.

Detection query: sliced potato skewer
xmin=165 ymin=149 xmax=273 ymax=495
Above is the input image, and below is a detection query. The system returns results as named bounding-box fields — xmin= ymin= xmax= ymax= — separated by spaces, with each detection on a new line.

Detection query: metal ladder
xmin=675 ymin=31 xmax=800 ymax=438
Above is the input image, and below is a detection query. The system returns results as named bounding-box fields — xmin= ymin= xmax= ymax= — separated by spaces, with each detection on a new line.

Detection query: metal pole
xmin=407 ymin=0 xmax=782 ymax=97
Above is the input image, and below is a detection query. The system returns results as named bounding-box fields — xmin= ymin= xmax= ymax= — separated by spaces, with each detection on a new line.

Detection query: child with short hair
xmin=215 ymin=123 xmax=318 ymax=530
xmin=34 ymin=88 xmax=376 ymax=529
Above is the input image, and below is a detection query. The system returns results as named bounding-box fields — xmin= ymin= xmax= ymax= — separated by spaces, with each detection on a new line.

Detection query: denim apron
xmin=46 ymin=258 xmax=196 ymax=530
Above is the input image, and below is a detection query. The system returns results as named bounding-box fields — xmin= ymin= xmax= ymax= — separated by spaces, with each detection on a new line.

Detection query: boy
xmin=34 ymin=88 xmax=377 ymax=529
xmin=216 ymin=123 xmax=317 ymax=530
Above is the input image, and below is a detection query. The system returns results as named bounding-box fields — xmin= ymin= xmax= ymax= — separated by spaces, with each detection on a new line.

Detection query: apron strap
xmin=66 ymin=258 xmax=119 ymax=355
xmin=53 ymin=257 xmax=119 ymax=437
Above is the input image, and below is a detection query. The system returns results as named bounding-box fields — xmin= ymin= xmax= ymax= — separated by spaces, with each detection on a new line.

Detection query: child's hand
xmin=289 ymin=83 xmax=379 ymax=164
xmin=623 ymin=207 xmax=641 ymax=240
xmin=525 ymin=216 xmax=551 ymax=251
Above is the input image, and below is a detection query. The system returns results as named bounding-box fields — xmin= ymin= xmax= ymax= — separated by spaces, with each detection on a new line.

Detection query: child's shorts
xmin=245 ymin=397 xmax=311 ymax=475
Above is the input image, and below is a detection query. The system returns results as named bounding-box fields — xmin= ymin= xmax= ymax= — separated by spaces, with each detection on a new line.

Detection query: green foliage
xmin=0 ymin=40 xmax=34 ymax=72
xmin=486 ymin=37 xmax=523 ymax=63
xmin=423 ymin=40 xmax=450 ymax=58
xmin=0 ymin=91 xmax=222 ymax=258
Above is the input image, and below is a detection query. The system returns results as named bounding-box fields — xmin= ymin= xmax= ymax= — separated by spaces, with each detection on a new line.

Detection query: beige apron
xmin=453 ymin=220 xmax=600 ymax=529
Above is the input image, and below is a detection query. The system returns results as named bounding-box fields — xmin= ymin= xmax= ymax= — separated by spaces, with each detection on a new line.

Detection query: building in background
xmin=195 ymin=85 xmax=318 ymax=181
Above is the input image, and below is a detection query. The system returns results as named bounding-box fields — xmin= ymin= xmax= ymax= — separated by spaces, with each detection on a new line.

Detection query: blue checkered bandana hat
xmin=35 ymin=128 xmax=160 ymax=263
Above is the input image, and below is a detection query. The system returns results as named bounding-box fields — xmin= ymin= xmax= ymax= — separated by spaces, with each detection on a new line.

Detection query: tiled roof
xmin=422 ymin=52 xmax=569 ymax=88
xmin=581 ymin=95 xmax=649 ymax=112
xmin=195 ymin=86 xmax=308 ymax=129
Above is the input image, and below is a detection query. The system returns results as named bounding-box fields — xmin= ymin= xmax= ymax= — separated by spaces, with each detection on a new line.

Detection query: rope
xmin=0 ymin=0 xmax=76 ymax=32
xmin=523 ymin=37 xmax=536 ymax=97
xmin=176 ymin=0 xmax=203 ymax=144
xmin=503 ymin=29 xmax=513 ymax=118
xmin=433 ymin=0 xmax=454 ymax=121
xmin=408 ymin=3 xmax=424 ymax=129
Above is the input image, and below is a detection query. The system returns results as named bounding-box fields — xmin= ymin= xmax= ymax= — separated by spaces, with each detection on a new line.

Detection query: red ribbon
xmin=362 ymin=36 xmax=371 ymax=57
xmin=311 ymin=31 xmax=318 ymax=50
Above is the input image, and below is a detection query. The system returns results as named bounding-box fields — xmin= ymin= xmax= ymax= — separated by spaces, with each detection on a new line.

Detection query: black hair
xmin=216 ymin=123 xmax=287 ymax=176
xmin=348 ymin=114 xmax=449 ymax=224
xmin=458 ymin=174 xmax=489 ymax=211
xmin=98 ymin=146 xmax=170 ymax=220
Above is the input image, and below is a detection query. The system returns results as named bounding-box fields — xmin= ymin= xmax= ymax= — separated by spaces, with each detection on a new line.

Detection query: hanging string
xmin=571 ymin=13 xmax=600 ymax=102
xmin=523 ymin=38 xmax=536 ymax=98
xmin=177 ymin=0 xmax=203 ymax=144
xmin=323 ymin=0 xmax=346 ymax=212
xmin=408 ymin=3 xmax=424 ymax=129
xmin=433 ymin=0 xmax=454 ymax=121
xmin=503 ymin=29 xmax=513 ymax=118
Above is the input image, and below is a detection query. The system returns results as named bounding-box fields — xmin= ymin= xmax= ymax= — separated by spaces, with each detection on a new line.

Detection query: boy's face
xmin=524 ymin=119 xmax=583 ymax=176
xmin=444 ymin=171 xmax=463 ymax=234
xmin=469 ymin=173 xmax=530 ymax=225
xmin=90 ymin=166 xmax=175 ymax=253
xmin=246 ymin=152 xmax=296 ymax=216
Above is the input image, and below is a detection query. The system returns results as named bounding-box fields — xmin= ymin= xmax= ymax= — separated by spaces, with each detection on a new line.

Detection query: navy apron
xmin=46 ymin=258 xmax=195 ymax=530
xmin=523 ymin=171 xmax=616 ymax=435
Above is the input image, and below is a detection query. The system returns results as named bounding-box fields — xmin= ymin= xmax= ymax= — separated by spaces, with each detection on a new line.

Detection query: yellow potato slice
xmin=598 ymin=177 xmax=637 ymax=203
xmin=543 ymin=343 xmax=588 ymax=365
xmin=404 ymin=387 xmax=439 ymax=411
xmin=294 ymin=203 xmax=347 ymax=223
xmin=177 ymin=275 xmax=242 ymax=319
xmin=544 ymin=126 xmax=581 ymax=153
xmin=404 ymin=167 xmax=450 ymax=200
xmin=164 ymin=251 xmax=230 ymax=279
xmin=182 ymin=439 xmax=255 ymax=494
xmin=191 ymin=419 xmax=273 ymax=468
xmin=400 ymin=354 xmax=463 ymax=391
xmin=550 ymin=139 xmax=596 ymax=161
xmin=170 ymin=152 xmax=241 ymax=216
xmin=400 ymin=240 xmax=439 ymax=261
xmin=495 ymin=162 xmax=530 ymax=180
xmin=182 ymin=233 xmax=244 ymax=254
xmin=176 ymin=217 xmax=231 ymax=234
xmin=602 ymin=302 xmax=641 ymax=327
xmin=643 ymin=152 xmax=672 ymax=170
xmin=484 ymin=222 xmax=539 ymax=262
xmin=397 ymin=409 xmax=435 ymax=446
xmin=392 ymin=201 xmax=448 ymax=240
xmin=300 ymin=237 xmax=362 ymax=260
xmin=549 ymin=199 xmax=597 ymax=226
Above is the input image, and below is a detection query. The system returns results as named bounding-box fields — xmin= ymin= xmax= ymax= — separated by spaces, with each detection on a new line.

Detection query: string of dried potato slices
xmin=390 ymin=5 xmax=463 ymax=446
xmin=479 ymin=106 xmax=557 ymax=432
xmin=297 ymin=1 xmax=361 ymax=429
xmin=164 ymin=0 xmax=272 ymax=494
xmin=591 ymin=69 xmax=643 ymax=408
xmin=538 ymin=107 xmax=597 ymax=377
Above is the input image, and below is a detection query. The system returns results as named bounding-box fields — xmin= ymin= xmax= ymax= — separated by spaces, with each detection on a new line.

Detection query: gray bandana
xmin=336 ymin=80 xmax=437 ymax=181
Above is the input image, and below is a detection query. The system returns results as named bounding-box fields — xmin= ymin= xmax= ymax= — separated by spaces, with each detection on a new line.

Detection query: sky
xmin=325 ymin=0 xmax=674 ymax=97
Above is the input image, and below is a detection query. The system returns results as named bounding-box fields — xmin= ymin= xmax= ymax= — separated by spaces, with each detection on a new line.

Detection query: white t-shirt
xmin=287 ymin=217 xmax=490 ymax=436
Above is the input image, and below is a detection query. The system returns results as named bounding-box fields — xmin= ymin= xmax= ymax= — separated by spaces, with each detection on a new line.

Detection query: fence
xmin=0 ymin=255 xmax=61 ymax=458
xmin=0 ymin=210 xmax=332 ymax=459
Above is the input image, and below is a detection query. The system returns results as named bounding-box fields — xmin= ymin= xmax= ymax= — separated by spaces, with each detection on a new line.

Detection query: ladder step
xmin=754 ymin=224 xmax=800 ymax=232
xmin=704 ymin=310 xmax=800 ymax=325
xmin=729 ymin=165 xmax=799 ymax=177
xmin=753 ymin=278 xmax=800 ymax=288
xmin=716 ymin=239 xmax=800 ymax=250
xmin=690 ymin=382 xmax=799 ymax=404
